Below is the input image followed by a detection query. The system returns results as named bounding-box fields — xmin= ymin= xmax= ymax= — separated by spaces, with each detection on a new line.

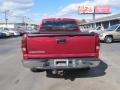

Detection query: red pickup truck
xmin=21 ymin=18 xmax=100 ymax=73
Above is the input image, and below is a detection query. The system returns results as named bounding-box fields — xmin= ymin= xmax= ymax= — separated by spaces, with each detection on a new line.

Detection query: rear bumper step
xmin=22 ymin=58 xmax=100 ymax=69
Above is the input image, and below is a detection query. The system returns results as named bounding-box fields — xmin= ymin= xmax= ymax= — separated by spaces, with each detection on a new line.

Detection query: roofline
xmin=42 ymin=18 xmax=77 ymax=21
xmin=80 ymin=14 xmax=120 ymax=25
xmin=0 ymin=23 xmax=37 ymax=25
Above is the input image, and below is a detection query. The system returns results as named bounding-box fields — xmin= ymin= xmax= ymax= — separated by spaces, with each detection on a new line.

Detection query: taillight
xmin=21 ymin=34 xmax=28 ymax=60
xmin=96 ymin=46 xmax=100 ymax=50
xmin=22 ymin=34 xmax=27 ymax=55
xmin=96 ymin=35 xmax=100 ymax=58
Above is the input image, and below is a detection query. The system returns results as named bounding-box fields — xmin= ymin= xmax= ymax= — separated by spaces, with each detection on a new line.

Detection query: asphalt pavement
xmin=0 ymin=37 xmax=120 ymax=90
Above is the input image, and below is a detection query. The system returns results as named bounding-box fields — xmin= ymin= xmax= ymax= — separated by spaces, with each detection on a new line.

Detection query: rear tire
xmin=46 ymin=70 xmax=53 ymax=77
xmin=30 ymin=68 xmax=44 ymax=72
xmin=82 ymin=67 xmax=90 ymax=71
xmin=104 ymin=36 xmax=113 ymax=43
xmin=31 ymin=68 xmax=38 ymax=72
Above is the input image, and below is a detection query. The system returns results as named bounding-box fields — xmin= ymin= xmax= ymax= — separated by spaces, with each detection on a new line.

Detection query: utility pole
xmin=92 ymin=7 xmax=95 ymax=21
xmin=27 ymin=18 xmax=32 ymax=29
xmin=93 ymin=7 xmax=96 ymax=28
xmin=22 ymin=16 xmax=25 ymax=28
xmin=15 ymin=16 xmax=27 ymax=29
xmin=93 ymin=13 xmax=95 ymax=21
xmin=4 ymin=10 xmax=9 ymax=28
xmin=22 ymin=16 xmax=27 ymax=29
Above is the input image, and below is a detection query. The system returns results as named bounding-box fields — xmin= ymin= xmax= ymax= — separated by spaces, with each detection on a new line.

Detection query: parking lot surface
xmin=0 ymin=37 xmax=120 ymax=90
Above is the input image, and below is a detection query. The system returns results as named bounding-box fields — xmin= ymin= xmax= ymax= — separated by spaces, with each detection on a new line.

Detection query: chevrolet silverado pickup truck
xmin=21 ymin=18 xmax=100 ymax=74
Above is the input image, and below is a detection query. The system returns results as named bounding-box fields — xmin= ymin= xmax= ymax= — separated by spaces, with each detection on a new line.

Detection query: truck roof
xmin=42 ymin=18 xmax=77 ymax=21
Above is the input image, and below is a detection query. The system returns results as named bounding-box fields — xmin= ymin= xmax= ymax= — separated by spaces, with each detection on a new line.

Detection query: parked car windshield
xmin=96 ymin=27 xmax=101 ymax=30
xmin=107 ymin=24 xmax=119 ymax=31
xmin=41 ymin=20 xmax=78 ymax=31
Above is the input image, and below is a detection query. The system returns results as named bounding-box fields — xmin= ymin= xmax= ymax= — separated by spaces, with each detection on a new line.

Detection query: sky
xmin=0 ymin=0 xmax=120 ymax=24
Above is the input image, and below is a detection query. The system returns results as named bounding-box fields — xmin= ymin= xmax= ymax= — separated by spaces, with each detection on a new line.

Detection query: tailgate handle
xmin=56 ymin=38 xmax=66 ymax=44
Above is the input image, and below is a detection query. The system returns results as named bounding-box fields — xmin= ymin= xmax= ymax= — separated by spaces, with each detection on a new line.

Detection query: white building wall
xmin=0 ymin=24 xmax=15 ymax=28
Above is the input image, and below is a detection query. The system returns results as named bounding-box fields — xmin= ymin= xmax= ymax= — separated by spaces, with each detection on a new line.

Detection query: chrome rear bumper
xmin=22 ymin=58 xmax=100 ymax=69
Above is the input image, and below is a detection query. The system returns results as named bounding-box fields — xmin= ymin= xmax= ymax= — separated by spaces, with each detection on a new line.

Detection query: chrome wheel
xmin=105 ymin=36 xmax=113 ymax=43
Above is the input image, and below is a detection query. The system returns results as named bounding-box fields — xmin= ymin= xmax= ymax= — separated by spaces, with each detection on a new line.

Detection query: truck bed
xmin=22 ymin=32 xmax=100 ymax=69
xmin=23 ymin=32 xmax=99 ymax=59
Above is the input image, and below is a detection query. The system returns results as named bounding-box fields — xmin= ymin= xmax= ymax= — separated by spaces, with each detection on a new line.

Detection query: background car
xmin=0 ymin=28 xmax=11 ymax=37
xmin=8 ymin=29 xmax=20 ymax=37
xmin=0 ymin=32 xmax=6 ymax=38
xmin=24 ymin=29 xmax=38 ymax=34
xmin=17 ymin=29 xmax=26 ymax=36
xmin=89 ymin=26 xmax=105 ymax=35
xmin=99 ymin=24 xmax=120 ymax=43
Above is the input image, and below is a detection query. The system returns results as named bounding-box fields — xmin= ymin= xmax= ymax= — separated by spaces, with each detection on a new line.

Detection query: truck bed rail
xmin=27 ymin=32 xmax=95 ymax=37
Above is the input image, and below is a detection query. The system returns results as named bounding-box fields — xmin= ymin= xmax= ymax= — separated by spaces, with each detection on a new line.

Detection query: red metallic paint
xmin=22 ymin=18 xmax=100 ymax=61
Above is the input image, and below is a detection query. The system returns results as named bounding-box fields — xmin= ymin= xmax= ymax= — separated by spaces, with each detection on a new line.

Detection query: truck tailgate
xmin=25 ymin=33 xmax=98 ymax=59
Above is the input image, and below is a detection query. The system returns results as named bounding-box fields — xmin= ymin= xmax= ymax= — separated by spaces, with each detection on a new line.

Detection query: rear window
xmin=40 ymin=20 xmax=79 ymax=31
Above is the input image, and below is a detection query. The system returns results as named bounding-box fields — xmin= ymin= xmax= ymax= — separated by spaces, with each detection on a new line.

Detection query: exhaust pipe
xmin=52 ymin=70 xmax=57 ymax=74
xmin=58 ymin=70 xmax=64 ymax=76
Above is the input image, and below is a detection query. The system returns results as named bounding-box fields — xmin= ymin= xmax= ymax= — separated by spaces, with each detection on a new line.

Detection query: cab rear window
xmin=41 ymin=20 xmax=79 ymax=31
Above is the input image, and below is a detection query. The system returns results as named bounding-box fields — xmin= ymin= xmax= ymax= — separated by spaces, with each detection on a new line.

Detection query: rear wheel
xmin=104 ymin=36 xmax=113 ymax=43
xmin=83 ymin=67 xmax=90 ymax=70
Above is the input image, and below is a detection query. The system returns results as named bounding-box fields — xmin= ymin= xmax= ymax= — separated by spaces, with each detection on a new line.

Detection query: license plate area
xmin=54 ymin=59 xmax=68 ymax=67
